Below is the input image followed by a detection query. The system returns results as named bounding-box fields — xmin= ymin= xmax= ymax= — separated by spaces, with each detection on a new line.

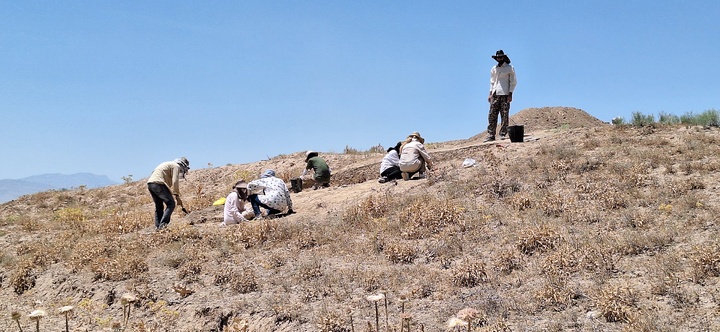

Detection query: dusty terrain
xmin=2 ymin=106 xmax=720 ymax=332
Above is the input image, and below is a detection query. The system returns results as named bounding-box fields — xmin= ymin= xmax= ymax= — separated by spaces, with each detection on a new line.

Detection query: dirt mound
xmin=470 ymin=106 xmax=607 ymax=140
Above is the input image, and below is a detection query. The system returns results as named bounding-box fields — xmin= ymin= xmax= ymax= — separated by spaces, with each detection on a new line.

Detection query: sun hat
xmin=176 ymin=157 xmax=190 ymax=169
xmin=492 ymin=50 xmax=507 ymax=59
xmin=261 ymin=169 xmax=276 ymax=178
xmin=305 ymin=150 xmax=319 ymax=161
xmin=408 ymin=132 xmax=425 ymax=144
xmin=233 ymin=180 xmax=247 ymax=189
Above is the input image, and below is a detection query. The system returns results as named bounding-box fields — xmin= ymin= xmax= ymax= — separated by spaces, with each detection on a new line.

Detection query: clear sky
xmin=1 ymin=1 xmax=718 ymax=182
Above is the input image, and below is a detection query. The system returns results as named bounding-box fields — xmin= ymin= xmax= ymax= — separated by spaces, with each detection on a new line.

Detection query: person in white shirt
xmin=247 ymin=170 xmax=294 ymax=219
xmin=221 ymin=180 xmax=254 ymax=225
xmin=485 ymin=50 xmax=517 ymax=142
xmin=378 ymin=141 xmax=403 ymax=183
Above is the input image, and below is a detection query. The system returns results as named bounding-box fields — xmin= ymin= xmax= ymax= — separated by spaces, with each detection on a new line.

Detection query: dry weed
xmin=535 ymin=275 xmax=575 ymax=309
xmin=593 ymin=286 xmax=637 ymax=323
xmin=688 ymin=241 xmax=720 ymax=283
xmin=384 ymin=241 xmax=418 ymax=264
xmin=450 ymin=257 xmax=488 ymax=287
xmin=9 ymin=258 xmax=36 ymax=294
xmin=516 ymin=224 xmax=561 ymax=255
xmin=398 ymin=196 xmax=463 ymax=239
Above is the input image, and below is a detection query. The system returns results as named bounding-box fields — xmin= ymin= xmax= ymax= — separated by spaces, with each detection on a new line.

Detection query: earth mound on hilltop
xmin=471 ymin=106 xmax=608 ymax=140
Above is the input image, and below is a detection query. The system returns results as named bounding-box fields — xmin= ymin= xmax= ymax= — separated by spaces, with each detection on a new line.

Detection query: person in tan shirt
xmin=399 ymin=132 xmax=433 ymax=180
xmin=147 ymin=157 xmax=189 ymax=230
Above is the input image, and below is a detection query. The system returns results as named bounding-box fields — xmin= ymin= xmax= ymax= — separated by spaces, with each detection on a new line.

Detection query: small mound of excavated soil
xmin=470 ymin=106 xmax=608 ymax=140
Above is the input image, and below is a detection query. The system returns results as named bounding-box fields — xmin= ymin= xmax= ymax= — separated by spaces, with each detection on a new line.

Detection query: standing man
xmin=147 ymin=157 xmax=190 ymax=230
xmin=484 ymin=50 xmax=517 ymax=142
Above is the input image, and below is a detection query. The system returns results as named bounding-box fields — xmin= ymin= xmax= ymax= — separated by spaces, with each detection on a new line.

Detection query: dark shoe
xmin=483 ymin=136 xmax=496 ymax=142
xmin=378 ymin=177 xmax=387 ymax=183
xmin=322 ymin=183 xmax=330 ymax=188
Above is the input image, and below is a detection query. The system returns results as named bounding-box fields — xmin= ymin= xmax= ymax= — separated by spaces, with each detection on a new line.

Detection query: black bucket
xmin=290 ymin=178 xmax=303 ymax=193
xmin=508 ymin=125 xmax=524 ymax=142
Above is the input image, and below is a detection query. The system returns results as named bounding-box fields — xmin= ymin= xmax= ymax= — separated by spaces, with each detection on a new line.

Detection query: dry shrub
xmin=516 ymin=224 xmax=561 ymax=255
xmin=186 ymin=183 xmax=214 ymax=212
xmin=594 ymin=286 xmax=637 ymax=323
xmin=67 ymin=237 xmax=108 ymax=272
xmin=384 ymin=241 xmax=418 ymax=264
xmin=492 ymin=249 xmax=523 ymax=275
xmin=297 ymin=260 xmax=323 ymax=281
xmin=315 ymin=309 xmax=350 ymax=332
xmin=615 ymin=228 xmax=675 ymax=256
xmin=483 ymin=177 xmax=522 ymax=199
xmin=150 ymin=224 xmax=203 ymax=246
xmin=398 ymin=196 xmax=463 ymax=239
xmin=451 ymin=257 xmax=488 ymax=287
xmin=223 ymin=221 xmax=277 ymax=249
xmin=10 ymin=258 xmax=36 ymax=295
xmin=15 ymin=235 xmax=72 ymax=268
xmin=90 ymin=254 xmax=149 ymax=281
xmin=507 ymin=193 xmax=533 ymax=211
xmin=296 ymin=230 xmax=318 ymax=250
xmin=535 ymin=275 xmax=575 ymax=309
xmin=341 ymin=194 xmax=392 ymax=227
xmin=231 ymin=269 xmax=259 ymax=294
xmin=688 ymin=242 xmax=720 ymax=283
xmin=358 ymin=271 xmax=383 ymax=293
xmin=55 ymin=207 xmax=92 ymax=233
xmin=537 ymin=191 xmax=574 ymax=217
xmin=98 ymin=209 xmax=147 ymax=234
xmin=67 ymin=235 xmax=148 ymax=280
xmin=542 ymin=241 xmax=615 ymax=276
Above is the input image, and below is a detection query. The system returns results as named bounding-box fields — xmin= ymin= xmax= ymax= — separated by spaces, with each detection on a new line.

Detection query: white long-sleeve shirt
xmin=490 ymin=63 xmax=517 ymax=95
xmin=247 ymin=176 xmax=293 ymax=212
xmin=379 ymin=150 xmax=400 ymax=174
xmin=223 ymin=191 xmax=248 ymax=224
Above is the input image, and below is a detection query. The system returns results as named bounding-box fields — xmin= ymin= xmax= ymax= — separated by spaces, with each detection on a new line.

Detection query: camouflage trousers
xmin=487 ymin=94 xmax=511 ymax=138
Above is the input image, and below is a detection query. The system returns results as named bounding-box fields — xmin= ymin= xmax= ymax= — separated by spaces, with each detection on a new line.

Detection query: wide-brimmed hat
xmin=261 ymin=169 xmax=276 ymax=178
xmin=408 ymin=132 xmax=425 ymax=144
xmin=492 ymin=50 xmax=507 ymax=59
xmin=176 ymin=157 xmax=190 ymax=169
xmin=305 ymin=150 xmax=319 ymax=161
xmin=233 ymin=180 xmax=247 ymax=189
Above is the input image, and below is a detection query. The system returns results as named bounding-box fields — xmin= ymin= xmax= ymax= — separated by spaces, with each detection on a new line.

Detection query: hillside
xmin=2 ymin=106 xmax=720 ymax=331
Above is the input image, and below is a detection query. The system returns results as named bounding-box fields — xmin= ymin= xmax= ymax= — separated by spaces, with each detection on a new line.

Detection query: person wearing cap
xmin=247 ymin=169 xmax=294 ymax=219
xmin=399 ymin=132 xmax=433 ymax=180
xmin=302 ymin=151 xmax=332 ymax=189
xmin=221 ymin=180 xmax=254 ymax=225
xmin=484 ymin=50 xmax=517 ymax=142
xmin=147 ymin=157 xmax=190 ymax=230
xmin=378 ymin=141 xmax=403 ymax=183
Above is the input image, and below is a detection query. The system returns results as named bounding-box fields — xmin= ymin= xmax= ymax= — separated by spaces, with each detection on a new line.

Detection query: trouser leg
xmin=148 ymin=183 xmax=175 ymax=229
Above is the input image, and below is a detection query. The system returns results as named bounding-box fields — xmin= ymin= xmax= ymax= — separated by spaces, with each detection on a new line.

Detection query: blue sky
xmin=1 ymin=1 xmax=718 ymax=182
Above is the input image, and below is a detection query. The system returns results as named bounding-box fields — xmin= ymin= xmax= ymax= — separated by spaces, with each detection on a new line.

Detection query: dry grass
xmin=3 ymin=120 xmax=720 ymax=330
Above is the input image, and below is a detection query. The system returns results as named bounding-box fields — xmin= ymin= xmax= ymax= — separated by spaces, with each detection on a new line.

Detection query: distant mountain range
xmin=0 ymin=173 xmax=118 ymax=203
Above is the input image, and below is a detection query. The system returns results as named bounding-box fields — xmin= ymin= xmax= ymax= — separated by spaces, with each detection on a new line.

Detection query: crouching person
xmin=221 ymin=180 xmax=255 ymax=226
xmin=399 ymin=132 xmax=433 ymax=180
xmin=247 ymin=170 xmax=294 ymax=219
xmin=301 ymin=150 xmax=332 ymax=190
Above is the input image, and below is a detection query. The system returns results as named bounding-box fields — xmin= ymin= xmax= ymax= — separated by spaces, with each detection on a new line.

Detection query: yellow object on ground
xmin=212 ymin=197 xmax=226 ymax=206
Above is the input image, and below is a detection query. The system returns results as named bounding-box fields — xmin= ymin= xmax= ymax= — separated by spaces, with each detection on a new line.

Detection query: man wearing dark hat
xmin=147 ymin=157 xmax=190 ymax=230
xmin=484 ymin=50 xmax=517 ymax=142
